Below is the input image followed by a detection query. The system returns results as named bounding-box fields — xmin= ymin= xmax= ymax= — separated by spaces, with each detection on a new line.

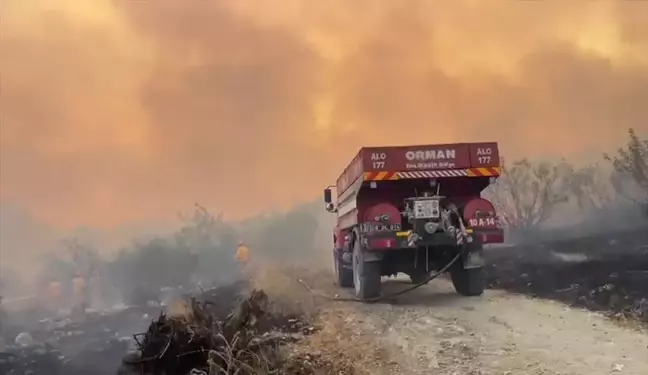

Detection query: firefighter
xmin=235 ymin=240 xmax=251 ymax=275
xmin=72 ymin=273 xmax=88 ymax=319
xmin=45 ymin=279 xmax=63 ymax=313
xmin=0 ymin=294 xmax=6 ymax=337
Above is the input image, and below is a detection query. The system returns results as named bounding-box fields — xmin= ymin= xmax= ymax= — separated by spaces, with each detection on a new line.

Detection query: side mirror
xmin=323 ymin=187 xmax=337 ymax=213
xmin=324 ymin=188 xmax=332 ymax=204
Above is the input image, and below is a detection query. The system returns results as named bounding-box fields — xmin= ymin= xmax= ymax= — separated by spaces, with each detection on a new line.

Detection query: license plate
xmin=468 ymin=217 xmax=496 ymax=227
xmin=413 ymin=200 xmax=440 ymax=219
xmin=361 ymin=223 xmax=402 ymax=232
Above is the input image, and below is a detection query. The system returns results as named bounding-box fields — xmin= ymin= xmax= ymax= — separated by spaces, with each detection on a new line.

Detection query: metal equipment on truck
xmin=323 ymin=142 xmax=504 ymax=300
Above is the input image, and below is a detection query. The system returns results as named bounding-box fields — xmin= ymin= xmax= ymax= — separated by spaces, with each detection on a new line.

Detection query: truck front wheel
xmin=450 ymin=265 xmax=485 ymax=296
xmin=334 ymin=250 xmax=354 ymax=288
xmin=352 ymin=240 xmax=381 ymax=300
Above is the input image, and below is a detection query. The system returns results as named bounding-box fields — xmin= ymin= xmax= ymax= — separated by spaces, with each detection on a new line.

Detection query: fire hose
xmin=297 ymin=246 xmax=464 ymax=303
xmin=298 ymin=209 xmax=470 ymax=303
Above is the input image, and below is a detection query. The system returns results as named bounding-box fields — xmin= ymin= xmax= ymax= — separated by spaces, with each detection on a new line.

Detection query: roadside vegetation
xmin=1 ymin=129 xmax=646 ymax=373
xmin=484 ymin=128 xmax=647 ymax=242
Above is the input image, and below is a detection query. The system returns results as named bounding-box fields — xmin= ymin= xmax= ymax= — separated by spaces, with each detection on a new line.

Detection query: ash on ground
xmin=486 ymin=227 xmax=648 ymax=327
xmin=1 ymin=280 xmax=317 ymax=375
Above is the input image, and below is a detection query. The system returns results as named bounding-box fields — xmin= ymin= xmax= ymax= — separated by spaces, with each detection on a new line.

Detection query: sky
xmin=2 ymin=0 xmax=648 ymax=230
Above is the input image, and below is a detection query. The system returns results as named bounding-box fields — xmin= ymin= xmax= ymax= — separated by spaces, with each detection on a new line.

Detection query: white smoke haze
xmin=1 ymin=0 xmax=648 ymax=300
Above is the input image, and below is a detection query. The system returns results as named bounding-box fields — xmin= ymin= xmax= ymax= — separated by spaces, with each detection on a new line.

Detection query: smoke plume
xmin=2 ymin=0 xmax=648 ymax=231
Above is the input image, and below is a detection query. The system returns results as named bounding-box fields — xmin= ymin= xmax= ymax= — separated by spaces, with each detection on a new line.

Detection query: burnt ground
xmin=1 ymin=304 xmax=164 ymax=375
xmin=484 ymin=227 xmax=648 ymax=327
xmin=0 ymin=279 xmax=312 ymax=375
xmin=0 ymin=281 xmax=258 ymax=374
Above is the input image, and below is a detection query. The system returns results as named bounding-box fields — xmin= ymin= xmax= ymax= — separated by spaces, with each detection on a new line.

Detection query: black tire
xmin=450 ymin=266 xmax=485 ymax=296
xmin=334 ymin=250 xmax=354 ymax=288
xmin=352 ymin=239 xmax=382 ymax=300
xmin=408 ymin=270 xmax=431 ymax=284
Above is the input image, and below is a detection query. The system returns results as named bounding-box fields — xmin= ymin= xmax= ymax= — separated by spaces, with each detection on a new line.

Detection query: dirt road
xmin=266 ymin=228 xmax=648 ymax=374
xmin=325 ymin=277 xmax=648 ymax=375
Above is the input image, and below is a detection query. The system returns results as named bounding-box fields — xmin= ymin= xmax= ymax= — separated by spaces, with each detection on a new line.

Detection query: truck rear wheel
xmin=334 ymin=250 xmax=354 ymax=288
xmin=352 ymin=240 xmax=381 ymax=300
xmin=450 ymin=266 xmax=485 ymax=296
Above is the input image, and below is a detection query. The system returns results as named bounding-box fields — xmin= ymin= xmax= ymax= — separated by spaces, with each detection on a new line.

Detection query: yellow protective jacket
xmin=46 ymin=281 xmax=63 ymax=300
xmin=236 ymin=245 xmax=250 ymax=264
xmin=73 ymin=276 xmax=87 ymax=304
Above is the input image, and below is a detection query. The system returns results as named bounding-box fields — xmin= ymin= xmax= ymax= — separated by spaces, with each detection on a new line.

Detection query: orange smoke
xmin=1 ymin=0 xmax=647 ymax=228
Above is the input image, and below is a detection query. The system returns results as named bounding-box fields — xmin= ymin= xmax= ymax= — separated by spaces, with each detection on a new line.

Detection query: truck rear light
xmin=478 ymin=230 xmax=504 ymax=244
xmin=368 ymin=237 xmax=396 ymax=249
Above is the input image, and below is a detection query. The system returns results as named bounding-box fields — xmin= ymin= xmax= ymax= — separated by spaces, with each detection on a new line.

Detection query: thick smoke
xmin=1 ymin=1 xmax=648 ymax=245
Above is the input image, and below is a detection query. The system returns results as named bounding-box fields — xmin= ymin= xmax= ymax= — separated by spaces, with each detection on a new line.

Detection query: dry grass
xmin=249 ymin=262 xmax=333 ymax=319
xmin=251 ymin=262 xmax=399 ymax=375
xmin=119 ymin=291 xmax=293 ymax=375
xmin=286 ymin=308 xmax=399 ymax=375
xmin=165 ymin=298 xmax=191 ymax=318
xmin=608 ymin=309 xmax=648 ymax=333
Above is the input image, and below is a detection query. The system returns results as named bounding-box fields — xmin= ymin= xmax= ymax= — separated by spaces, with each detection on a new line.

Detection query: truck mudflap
xmin=462 ymin=237 xmax=485 ymax=269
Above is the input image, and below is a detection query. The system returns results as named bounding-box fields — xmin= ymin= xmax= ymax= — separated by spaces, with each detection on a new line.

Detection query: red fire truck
xmin=324 ymin=142 xmax=504 ymax=300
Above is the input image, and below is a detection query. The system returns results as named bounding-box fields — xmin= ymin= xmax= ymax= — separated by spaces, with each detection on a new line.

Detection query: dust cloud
xmin=1 ymin=0 xmax=648 ymax=234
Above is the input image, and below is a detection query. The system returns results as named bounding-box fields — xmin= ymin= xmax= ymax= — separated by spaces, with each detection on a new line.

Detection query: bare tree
xmin=484 ymin=158 xmax=573 ymax=233
xmin=176 ymin=204 xmax=223 ymax=251
xmin=175 ymin=203 xmax=239 ymax=256
xmin=604 ymin=128 xmax=648 ymax=206
xmin=60 ymin=237 xmax=102 ymax=277
xmin=34 ymin=237 xmax=100 ymax=291
xmin=565 ymin=163 xmax=616 ymax=212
